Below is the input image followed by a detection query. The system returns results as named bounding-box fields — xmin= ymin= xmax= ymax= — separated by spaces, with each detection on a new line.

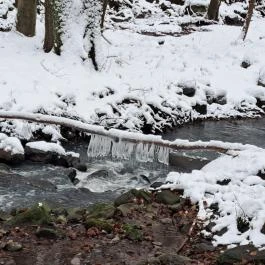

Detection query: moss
xmin=123 ymin=224 xmax=143 ymax=241
xmin=85 ymin=218 xmax=113 ymax=233
xmin=8 ymin=203 xmax=52 ymax=225
xmin=86 ymin=203 xmax=115 ymax=219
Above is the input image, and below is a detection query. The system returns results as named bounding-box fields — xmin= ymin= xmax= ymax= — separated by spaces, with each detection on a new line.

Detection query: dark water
xmin=1 ymin=117 xmax=264 ymax=210
xmin=163 ymin=117 xmax=265 ymax=148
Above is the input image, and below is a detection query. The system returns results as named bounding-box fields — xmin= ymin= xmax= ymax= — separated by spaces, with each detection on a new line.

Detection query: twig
xmin=176 ymin=217 xmax=197 ymax=254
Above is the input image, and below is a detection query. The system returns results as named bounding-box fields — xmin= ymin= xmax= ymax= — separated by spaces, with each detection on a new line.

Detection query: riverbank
xmin=0 ymin=189 xmax=222 ymax=265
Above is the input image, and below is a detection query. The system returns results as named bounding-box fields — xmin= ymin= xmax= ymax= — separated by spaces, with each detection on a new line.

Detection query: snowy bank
xmin=163 ymin=146 xmax=265 ymax=247
xmin=1 ymin=14 xmax=265 ymax=137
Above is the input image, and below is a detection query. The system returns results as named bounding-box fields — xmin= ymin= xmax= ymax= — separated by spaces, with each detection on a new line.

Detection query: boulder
xmin=0 ymin=134 xmax=24 ymax=163
xmin=217 ymin=245 xmax=265 ymax=264
xmin=25 ymin=141 xmax=81 ymax=169
xmin=155 ymin=190 xmax=180 ymax=205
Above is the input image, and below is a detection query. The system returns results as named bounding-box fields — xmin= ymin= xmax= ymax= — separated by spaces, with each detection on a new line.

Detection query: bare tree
xmin=241 ymin=0 xmax=255 ymax=40
xmin=43 ymin=0 xmax=54 ymax=53
xmin=16 ymin=0 xmax=37 ymax=37
xmin=207 ymin=0 xmax=221 ymax=21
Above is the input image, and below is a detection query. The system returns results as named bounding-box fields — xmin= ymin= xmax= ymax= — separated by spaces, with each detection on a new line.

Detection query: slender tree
xmin=43 ymin=0 xmax=54 ymax=53
xmin=241 ymin=0 xmax=255 ymax=40
xmin=207 ymin=0 xmax=221 ymax=21
xmin=16 ymin=0 xmax=37 ymax=37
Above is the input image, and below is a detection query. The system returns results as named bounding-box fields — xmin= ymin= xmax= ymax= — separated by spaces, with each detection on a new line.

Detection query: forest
xmin=0 ymin=0 xmax=265 ymax=264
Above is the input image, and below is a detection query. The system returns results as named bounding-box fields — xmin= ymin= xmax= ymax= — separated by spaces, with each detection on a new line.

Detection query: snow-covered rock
xmin=0 ymin=133 xmax=24 ymax=162
xmin=25 ymin=141 xmax=84 ymax=169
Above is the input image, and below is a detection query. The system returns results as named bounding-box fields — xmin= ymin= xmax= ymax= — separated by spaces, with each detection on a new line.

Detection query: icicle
xmin=112 ymin=140 xmax=136 ymax=160
xmin=87 ymin=134 xmax=112 ymax=157
xmin=87 ymin=133 xmax=169 ymax=165
xmin=135 ymin=143 xmax=155 ymax=163
xmin=157 ymin=145 xmax=170 ymax=165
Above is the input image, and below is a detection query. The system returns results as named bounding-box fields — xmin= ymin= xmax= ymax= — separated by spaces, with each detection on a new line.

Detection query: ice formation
xmin=87 ymin=134 xmax=170 ymax=164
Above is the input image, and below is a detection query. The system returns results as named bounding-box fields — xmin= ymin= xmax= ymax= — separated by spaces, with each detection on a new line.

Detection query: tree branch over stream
xmin=0 ymin=111 xmax=251 ymax=153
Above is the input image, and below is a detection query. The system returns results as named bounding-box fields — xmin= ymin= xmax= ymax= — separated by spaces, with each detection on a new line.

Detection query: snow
xmin=163 ymin=146 xmax=265 ymax=247
xmin=0 ymin=133 xmax=24 ymax=155
xmin=1 ymin=0 xmax=265 ymax=249
xmin=26 ymin=141 xmax=66 ymax=155
xmin=1 ymin=11 xmax=265 ymax=136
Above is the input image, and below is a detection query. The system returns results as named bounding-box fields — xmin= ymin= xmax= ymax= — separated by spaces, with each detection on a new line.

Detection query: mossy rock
xmin=66 ymin=208 xmax=85 ymax=223
xmin=86 ymin=203 xmax=115 ymax=219
xmin=8 ymin=203 xmax=52 ymax=225
xmin=123 ymin=223 xmax=143 ymax=241
xmin=155 ymin=190 xmax=180 ymax=205
xmin=35 ymin=227 xmax=60 ymax=239
xmin=85 ymin=218 xmax=113 ymax=233
xmin=114 ymin=189 xmax=152 ymax=207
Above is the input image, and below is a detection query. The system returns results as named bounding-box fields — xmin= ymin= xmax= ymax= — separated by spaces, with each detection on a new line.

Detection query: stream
xmin=0 ymin=117 xmax=264 ymax=210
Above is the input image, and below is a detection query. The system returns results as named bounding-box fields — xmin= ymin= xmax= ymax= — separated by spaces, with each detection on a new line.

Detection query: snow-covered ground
xmin=0 ymin=13 xmax=265 ymax=137
xmin=164 ymin=146 xmax=265 ymax=248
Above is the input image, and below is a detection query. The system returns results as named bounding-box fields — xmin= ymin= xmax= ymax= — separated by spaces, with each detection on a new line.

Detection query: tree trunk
xmin=43 ymin=0 xmax=54 ymax=53
xmin=16 ymin=0 xmax=37 ymax=37
xmin=53 ymin=0 xmax=64 ymax=55
xmin=101 ymin=0 xmax=109 ymax=29
xmin=241 ymin=0 xmax=255 ymax=40
xmin=207 ymin=0 xmax=221 ymax=20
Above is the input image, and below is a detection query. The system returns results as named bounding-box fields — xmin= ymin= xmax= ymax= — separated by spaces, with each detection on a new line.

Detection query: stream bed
xmin=0 ymin=117 xmax=264 ymax=210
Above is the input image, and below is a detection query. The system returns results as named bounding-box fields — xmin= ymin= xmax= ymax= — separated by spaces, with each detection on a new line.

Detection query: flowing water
xmin=0 ymin=117 xmax=264 ymax=210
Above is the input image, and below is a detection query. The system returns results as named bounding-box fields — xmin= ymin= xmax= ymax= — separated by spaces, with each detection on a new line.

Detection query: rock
xmin=8 ymin=203 xmax=52 ymax=225
xmin=256 ymin=98 xmax=265 ymax=109
xmin=67 ymin=208 xmax=84 ymax=223
xmin=25 ymin=141 xmax=80 ymax=168
xmin=181 ymin=86 xmax=196 ymax=97
xmin=116 ymin=203 xmax=138 ymax=216
xmin=35 ymin=227 xmax=59 ymax=239
xmin=5 ymin=241 xmax=22 ymax=252
xmin=224 ymin=15 xmax=244 ymax=26
xmin=160 ymin=2 xmax=171 ymax=11
xmin=114 ymin=189 xmax=152 ymax=207
xmin=0 ymin=134 xmax=24 ymax=163
xmin=216 ymin=179 xmax=231 ymax=186
xmin=75 ymin=163 xmax=87 ymax=172
xmin=193 ymin=103 xmax=207 ymax=115
xmin=155 ymin=190 xmax=180 ymax=205
xmin=194 ymin=242 xmax=215 ymax=252
xmin=169 ymin=0 xmax=185 ymax=5
xmin=71 ymin=257 xmax=81 ymax=265
xmin=67 ymin=168 xmax=78 ymax=184
xmin=56 ymin=215 xmax=67 ymax=224
xmin=150 ymin=181 xmax=164 ymax=189
xmin=160 ymin=218 xmax=172 ymax=224
xmin=86 ymin=203 xmax=115 ymax=219
xmin=140 ymin=254 xmax=193 ymax=265
xmin=215 ymin=94 xmax=227 ymax=105
xmin=85 ymin=218 xmax=113 ymax=233
xmin=241 ymin=60 xmax=251 ymax=69
xmin=237 ymin=216 xmax=250 ymax=233
xmin=87 ymin=169 xmax=109 ymax=179
xmin=169 ymin=152 xmax=209 ymax=170
xmin=123 ymin=224 xmax=143 ymax=241
xmin=217 ymin=245 xmax=265 ymax=264
xmin=139 ymin=174 xmax=151 ymax=184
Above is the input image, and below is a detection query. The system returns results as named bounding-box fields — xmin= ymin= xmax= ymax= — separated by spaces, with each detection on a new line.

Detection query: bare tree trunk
xmin=16 ymin=0 xmax=37 ymax=37
xmin=207 ymin=0 xmax=221 ymax=20
xmin=43 ymin=0 xmax=54 ymax=53
xmin=100 ymin=0 xmax=109 ymax=29
xmin=241 ymin=0 xmax=255 ymax=40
